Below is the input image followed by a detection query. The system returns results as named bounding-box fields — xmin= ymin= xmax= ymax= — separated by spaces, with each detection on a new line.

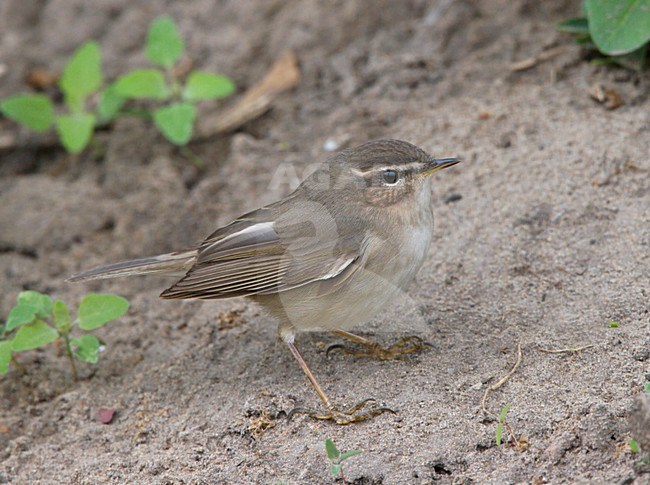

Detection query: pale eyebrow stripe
xmin=350 ymin=161 xmax=421 ymax=177
xmin=350 ymin=168 xmax=368 ymax=177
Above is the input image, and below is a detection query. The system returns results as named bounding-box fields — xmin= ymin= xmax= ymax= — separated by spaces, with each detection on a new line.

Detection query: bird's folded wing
xmin=160 ymin=208 xmax=365 ymax=299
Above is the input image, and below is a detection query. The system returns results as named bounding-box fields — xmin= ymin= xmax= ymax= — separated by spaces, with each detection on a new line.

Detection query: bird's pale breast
xmin=261 ymin=181 xmax=435 ymax=332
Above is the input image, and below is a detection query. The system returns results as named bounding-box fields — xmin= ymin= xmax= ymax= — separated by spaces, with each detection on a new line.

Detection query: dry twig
xmin=481 ymin=339 xmax=523 ymax=415
xmin=537 ymin=344 xmax=597 ymax=354
xmin=195 ymin=50 xmax=300 ymax=138
xmin=481 ymin=339 xmax=527 ymax=449
xmin=509 ymin=46 xmax=567 ymax=72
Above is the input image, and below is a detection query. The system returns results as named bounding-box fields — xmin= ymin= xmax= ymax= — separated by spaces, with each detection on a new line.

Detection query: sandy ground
xmin=1 ymin=0 xmax=649 ymax=483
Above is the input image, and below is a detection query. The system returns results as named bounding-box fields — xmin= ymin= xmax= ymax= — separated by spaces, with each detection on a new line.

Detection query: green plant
xmin=112 ymin=16 xmax=235 ymax=145
xmin=629 ymin=438 xmax=650 ymax=466
xmin=556 ymin=0 xmax=650 ymax=71
xmin=495 ymin=402 xmax=511 ymax=446
xmin=325 ymin=439 xmax=363 ymax=483
xmin=0 ymin=16 xmax=235 ymax=153
xmin=628 ymin=383 xmax=650 ymax=459
xmin=1 ymin=291 xmax=129 ymax=380
xmin=0 ymin=42 xmax=102 ymax=153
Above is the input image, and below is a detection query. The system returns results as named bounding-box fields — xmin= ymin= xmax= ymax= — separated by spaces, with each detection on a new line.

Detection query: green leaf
xmin=152 ymin=102 xmax=196 ymax=145
xmin=644 ymin=382 xmax=650 ymax=393
xmin=0 ymin=94 xmax=55 ymax=132
xmin=114 ymin=69 xmax=169 ymax=100
xmin=586 ymin=0 xmax=650 ymax=55
xmin=496 ymin=423 xmax=504 ymax=446
xmin=55 ymin=113 xmax=96 ymax=153
xmin=18 ymin=291 xmax=53 ymax=318
xmin=0 ymin=341 xmax=13 ymax=374
xmin=609 ymin=321 xmax=619 ymax=328
xmin=5 ymin=292 xmax=53 ymax=332
xmin=146 ymin=16 xmax=184 ymax=68
xmin=77 ymin=294 xmax=129 ymax=331
xmin=6 ymin=305 xmax=38 ymax=332
xmin=71 ymin=334 xmax=101 ymax=364
xmin=329 ymin=464 xmax=341 ymax=476
xmin=60 ymin=41 xmax=102 ymax=112
xmin=182 ymin=72 xmax=235 ymax=101
xmin=11 ymin=320 xmax=59 ymax=351
xmin=499 ymin=402 xmax=511 ymax=422
xmin=339 ymin=449 xmax=363 ymax=461
xmin=97 ymin=84 xmax=126 ymax=124
xmin=556 ymin=17 xmax=590 ymax=34
xmin=53 ymin=301 xmax=71 ymax=332
xmin=325 ymin=439 xmax=340 ymax=460
xmin=629 ymin=438 xmax=641 ymax=453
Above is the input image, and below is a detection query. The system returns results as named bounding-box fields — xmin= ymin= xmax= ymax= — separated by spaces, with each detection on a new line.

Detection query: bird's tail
xmin=67 ymin=250 xmax=197 ymax=282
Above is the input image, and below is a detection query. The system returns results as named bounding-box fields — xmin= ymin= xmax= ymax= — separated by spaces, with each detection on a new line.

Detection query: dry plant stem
xmin=509 ymin=46 xmax=568 ymax=71
xmin=481 ymin=339 xmax=523 ymax=414
xmin=195 ymin=50 xmax=300 ymax=138
xmin=62 ymin=334 xmax=78 ymax=381
xmin=537 ymin=344 xmax=597 ymax=354
xmin=481 ymin=339 xmax=523 ymax=445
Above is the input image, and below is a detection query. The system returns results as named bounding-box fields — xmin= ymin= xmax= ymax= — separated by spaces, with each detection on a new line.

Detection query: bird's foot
xmin=327 ymin=335 xmax=431 ymax=361
xmin=288 ymin=398 xmax=395 ymax=425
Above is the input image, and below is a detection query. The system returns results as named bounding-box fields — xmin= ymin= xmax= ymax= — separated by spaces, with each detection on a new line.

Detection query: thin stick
xmin=481 ymin=339 xmax=523 ymax=416
xmin=481 ymin=339 xmax=523 ymax=447
xmin=537 ymin=344 xmax=597 ymax=354
xmin=509 ymin=46 xmax=568 ymax=72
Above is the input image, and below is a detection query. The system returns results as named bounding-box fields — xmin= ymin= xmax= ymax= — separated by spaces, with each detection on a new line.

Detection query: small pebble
xmin=96 ymin=408 xmax=116 ymax=424
xmin=323 ymin=138 xmax=339 ymax=152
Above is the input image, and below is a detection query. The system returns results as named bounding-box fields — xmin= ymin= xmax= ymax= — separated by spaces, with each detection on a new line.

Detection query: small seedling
xmin=495 ymin=402 xmax=511 ymax=446
xmin=628 ymin=386 xmax=650 ymax=462
xmin=609 ymin=321 xmax=619 ymax=328
xmin=112 ymin=16 xmax=235 ymax=145
xmin=1 ymin=291 xmax=129 ymax=380
xmin=0 ymin=16 xmax=235 ymax=153
xmin=0 ymin=42 xmax=102 ymax=153
xmin=556 ymin=0 xmax=650 ymax=71
xmin=325 ymin=438 xmax=363 ymax=483
xmin=629 ymin=439 xmax=650 ymax=466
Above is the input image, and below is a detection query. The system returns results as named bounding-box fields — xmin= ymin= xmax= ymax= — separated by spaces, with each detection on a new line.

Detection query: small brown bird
xmin=69 ymin=139 xmax=459 ymax=424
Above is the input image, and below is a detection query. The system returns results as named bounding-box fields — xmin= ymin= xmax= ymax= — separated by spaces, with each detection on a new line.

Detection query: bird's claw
xmin=288 ymin=398 xmax=396 ymax=425
xmin=326 ymin=335 xmax=431 ymax=361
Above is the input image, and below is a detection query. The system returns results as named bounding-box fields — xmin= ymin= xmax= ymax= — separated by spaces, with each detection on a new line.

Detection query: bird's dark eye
xmin=382 ymin=169 xmax=398 ymax=184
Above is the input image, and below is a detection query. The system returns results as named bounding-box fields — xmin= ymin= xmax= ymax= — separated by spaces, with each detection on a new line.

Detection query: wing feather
xmin=160 ymin=206 xmax=365 ymax=300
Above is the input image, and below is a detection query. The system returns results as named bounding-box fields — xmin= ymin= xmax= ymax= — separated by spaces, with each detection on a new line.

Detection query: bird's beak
xmin=420 ymin=157 xmax=461 ymax=177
